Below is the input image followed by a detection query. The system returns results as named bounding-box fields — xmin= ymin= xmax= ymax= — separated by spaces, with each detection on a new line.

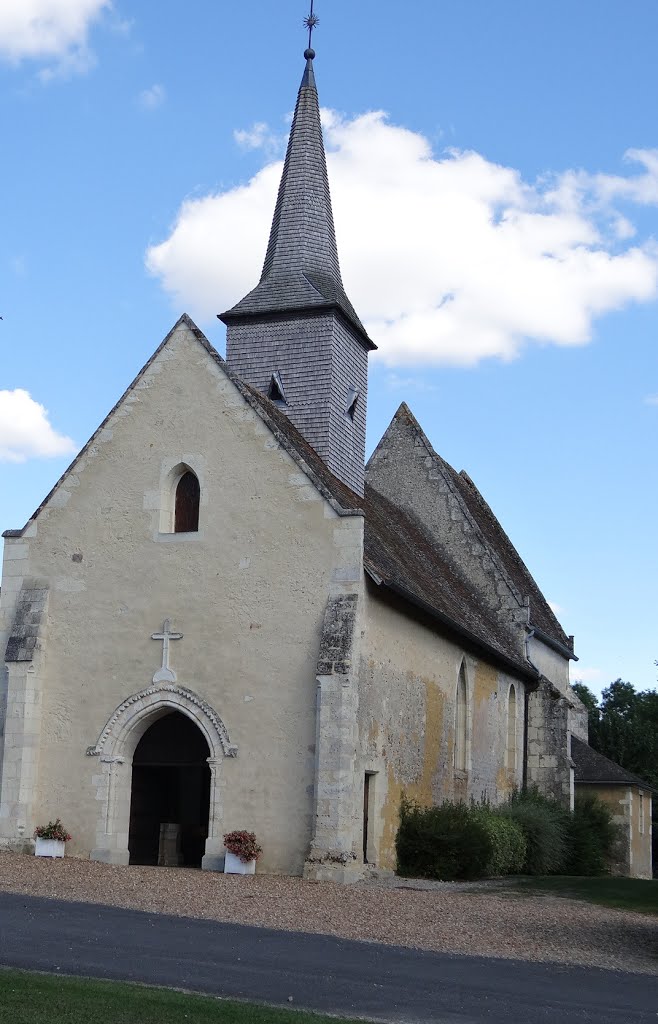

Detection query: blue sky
xmin=1 ymin=1 xmax=656 ymax=696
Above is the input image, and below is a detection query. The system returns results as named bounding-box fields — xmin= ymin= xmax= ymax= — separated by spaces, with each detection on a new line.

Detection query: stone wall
xmin=576 ymin=783 xmax=653 ymax=880
xmin=526 ymin=677 xmax=573 ymax=805
xmin=0 ymin=319 xmax=363 ymax=875
xmin=356 ymin=585 xmax=526 ymax=872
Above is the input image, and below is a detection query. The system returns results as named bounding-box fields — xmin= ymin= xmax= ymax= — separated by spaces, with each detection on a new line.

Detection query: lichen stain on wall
xmin=377 ymin=674 xmax=446 ymax=871
xmin=470 ymin=661 xmax=502 ymax=802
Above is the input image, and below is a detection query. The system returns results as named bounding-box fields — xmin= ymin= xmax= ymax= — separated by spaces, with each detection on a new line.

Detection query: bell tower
xmin=220 ymin=32 xmax=375 ymax=496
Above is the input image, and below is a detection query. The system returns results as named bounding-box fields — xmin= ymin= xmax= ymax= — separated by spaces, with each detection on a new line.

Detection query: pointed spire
xmin=220 ymin=49 xmax=375 ymax=350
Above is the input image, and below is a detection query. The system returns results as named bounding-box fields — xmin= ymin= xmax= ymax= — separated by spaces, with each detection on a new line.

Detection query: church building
xmin=1 ymin=38 xmax=593 ymax=880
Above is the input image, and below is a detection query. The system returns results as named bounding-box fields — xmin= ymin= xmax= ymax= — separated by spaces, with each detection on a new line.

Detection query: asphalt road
xmin=0 ymin=892 xmax=655 ymax=1023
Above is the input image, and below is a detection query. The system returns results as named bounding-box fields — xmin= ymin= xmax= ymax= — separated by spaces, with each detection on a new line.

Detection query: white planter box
xmin=35 ymin=838 xmax=65 ymax=859
xmin=224 ymin=850 xmax=256 ymax=875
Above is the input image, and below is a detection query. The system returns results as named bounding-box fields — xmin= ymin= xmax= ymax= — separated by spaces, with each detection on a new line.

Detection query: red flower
xmin=223 ymin=830 xmax=262 ymax=862
xmin=34 ymin=818 xmax=72 ymax=842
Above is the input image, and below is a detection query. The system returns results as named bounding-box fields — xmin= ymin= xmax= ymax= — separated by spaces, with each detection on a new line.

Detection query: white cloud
xmin=548 ymin=601 xmax=564 ymax=615
xmin=234 ymin=121 xmax=287 ymax=159
xmin=570 ymin=665 xmax=603 ymax=686
xmin=0 ymin=389 xmax=76 ymax=463
xmin=384 ymin=373 xmax=438 ymax=394
xmin=146 ymin=111 xmax=658 ymax=368
xmin=0 ymin=0 xmax=110 ymax=74
xmin=138 ymin=83 xmax=165 ymax=111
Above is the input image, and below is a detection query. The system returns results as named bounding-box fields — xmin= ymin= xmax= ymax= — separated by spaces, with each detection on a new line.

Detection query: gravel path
xmin=0 ymin=852 xmax=655 ymax=975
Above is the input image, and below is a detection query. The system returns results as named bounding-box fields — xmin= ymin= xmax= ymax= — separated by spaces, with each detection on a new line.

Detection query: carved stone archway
xmin=87 ymin=683 xmax=237 ymax=871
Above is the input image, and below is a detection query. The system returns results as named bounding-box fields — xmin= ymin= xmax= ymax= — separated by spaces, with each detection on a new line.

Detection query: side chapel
xmin=0 ymin=37 xmax=625 ymax=879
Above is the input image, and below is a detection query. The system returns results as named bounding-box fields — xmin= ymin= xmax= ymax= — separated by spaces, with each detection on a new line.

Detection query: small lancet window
xmin=345 ymin=388 xmax=359 ymax=421
xmin=506 ymin=685 xmax=517 ymax=770
xmin=454 ymin=664 xmax=468 ymax=772
xmin=267 ymin=371 xmax=287 ymax=406
xmin=174 ymin=471 xmax=200 ymax=533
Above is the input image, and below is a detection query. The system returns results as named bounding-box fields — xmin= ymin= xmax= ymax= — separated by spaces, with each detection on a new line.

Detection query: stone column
xmin=0 ymin=661 xmax=43 ymax=851
xmin=202 ymin=757 xmax=225 ymax=871
xmin=90 ymin=755 xmax=130 ymax=865
xmin=304 ymin=591 xmax=363 ymax=883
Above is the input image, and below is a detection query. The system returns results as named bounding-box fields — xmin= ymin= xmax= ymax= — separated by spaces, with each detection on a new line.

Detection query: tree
xmin=571 ymin=682 xmax=601 ymax=749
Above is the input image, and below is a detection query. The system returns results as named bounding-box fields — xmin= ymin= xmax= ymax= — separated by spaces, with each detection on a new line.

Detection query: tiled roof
xmin=571 ymin=736 xmax=655 ymax=791
xmin=450 ymin=468 xmax=572 ymax=653
xmin=219 ymin=56 xmax=375 ymax=351
xmin=362 ymin=485 xmax=536 ymax=677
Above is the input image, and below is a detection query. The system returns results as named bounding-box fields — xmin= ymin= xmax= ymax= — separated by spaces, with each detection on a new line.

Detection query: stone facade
xmin=0 ymin=319 xmax=363 ymax=874
xmin=357 ymin=587 xmax=526 ymax=871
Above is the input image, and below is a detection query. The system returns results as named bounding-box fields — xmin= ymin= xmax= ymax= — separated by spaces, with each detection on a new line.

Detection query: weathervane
xmin=304 ymin=0 xmax=319 ymax=54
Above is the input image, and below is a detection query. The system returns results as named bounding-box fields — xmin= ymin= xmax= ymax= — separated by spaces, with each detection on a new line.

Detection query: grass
xmin=0 ymin=970 xmax=366 ymax=1024
xmin=506 ymin=875 xmax=658 ymax=914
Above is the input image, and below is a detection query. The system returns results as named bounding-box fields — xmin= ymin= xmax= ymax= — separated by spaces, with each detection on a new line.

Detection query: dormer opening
xmin=267 ymin=371 xmax=287 ymax=406
xmin=345 ymin=388 xmax=359 ymax=421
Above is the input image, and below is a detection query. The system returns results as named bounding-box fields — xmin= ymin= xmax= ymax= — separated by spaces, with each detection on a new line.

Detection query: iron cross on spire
xmin=304 ymin=0 xmax=319 ymax=52
xmin=151 ymin=618 xmax=183 ymax=684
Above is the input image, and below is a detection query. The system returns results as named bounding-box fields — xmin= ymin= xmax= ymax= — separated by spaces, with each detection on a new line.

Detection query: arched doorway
xmin=87 ymin=682 xmax=237 ymax=869
xmin=128 ymin=711 xmax=211 ymax=867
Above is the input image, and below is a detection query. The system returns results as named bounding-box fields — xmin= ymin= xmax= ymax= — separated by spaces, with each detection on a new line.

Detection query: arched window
xmin=506 ymin=685 xmax=517 ymax=770
xmin=454 ymin=664 xmax=468 ymax=772
xmin=174 ymin=471 xmax=200 ymax=533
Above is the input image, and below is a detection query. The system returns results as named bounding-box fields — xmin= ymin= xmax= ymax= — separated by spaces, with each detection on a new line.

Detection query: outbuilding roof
xmin=571 ymin=736 xmax=655 ymax=791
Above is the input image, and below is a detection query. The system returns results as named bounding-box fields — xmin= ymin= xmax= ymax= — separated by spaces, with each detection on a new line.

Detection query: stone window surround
xmin=86 ymin=682 xmax=237 ymax=872
xmin=453 ymin=658 xmax=470 ymax=774
xmin=506 ymin=683 xmax=518 ymax=771
xmin=144 ymin=457 xmax=207 ymax=540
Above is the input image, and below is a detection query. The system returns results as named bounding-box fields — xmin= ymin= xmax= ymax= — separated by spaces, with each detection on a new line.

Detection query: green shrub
xmin=395 ymin=798 xmax=492 ymax=880
xmin=500 ymin=789 xmax=570 ymax=874
xmin=476 ymin=810 xmax=527 ymax=875
xmin=396 ymin=788 xmax=616 ymax=881
xmin=566 ymin=794 xmax=620 ymax=875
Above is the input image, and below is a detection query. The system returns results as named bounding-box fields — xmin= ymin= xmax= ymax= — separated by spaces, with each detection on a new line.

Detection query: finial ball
xmin=304 ymin=47 xmax=316 ymax=60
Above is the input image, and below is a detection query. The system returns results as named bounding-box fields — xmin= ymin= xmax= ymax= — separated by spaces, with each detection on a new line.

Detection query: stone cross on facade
xmin=151 ymin=619 xmax=183 ymax=683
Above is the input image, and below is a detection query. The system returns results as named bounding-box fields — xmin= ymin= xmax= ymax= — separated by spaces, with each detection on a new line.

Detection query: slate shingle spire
xmin=220 ymin=44 xmax=374 ymax=497
xmin=222 ymin=50 xmax=372 ymax=347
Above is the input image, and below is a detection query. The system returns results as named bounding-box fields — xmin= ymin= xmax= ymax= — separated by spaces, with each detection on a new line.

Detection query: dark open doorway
xmin=128 ymin=711 xmax=210 ymax=868
xmin=363 ymin=771 xmax=376 ymax=864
